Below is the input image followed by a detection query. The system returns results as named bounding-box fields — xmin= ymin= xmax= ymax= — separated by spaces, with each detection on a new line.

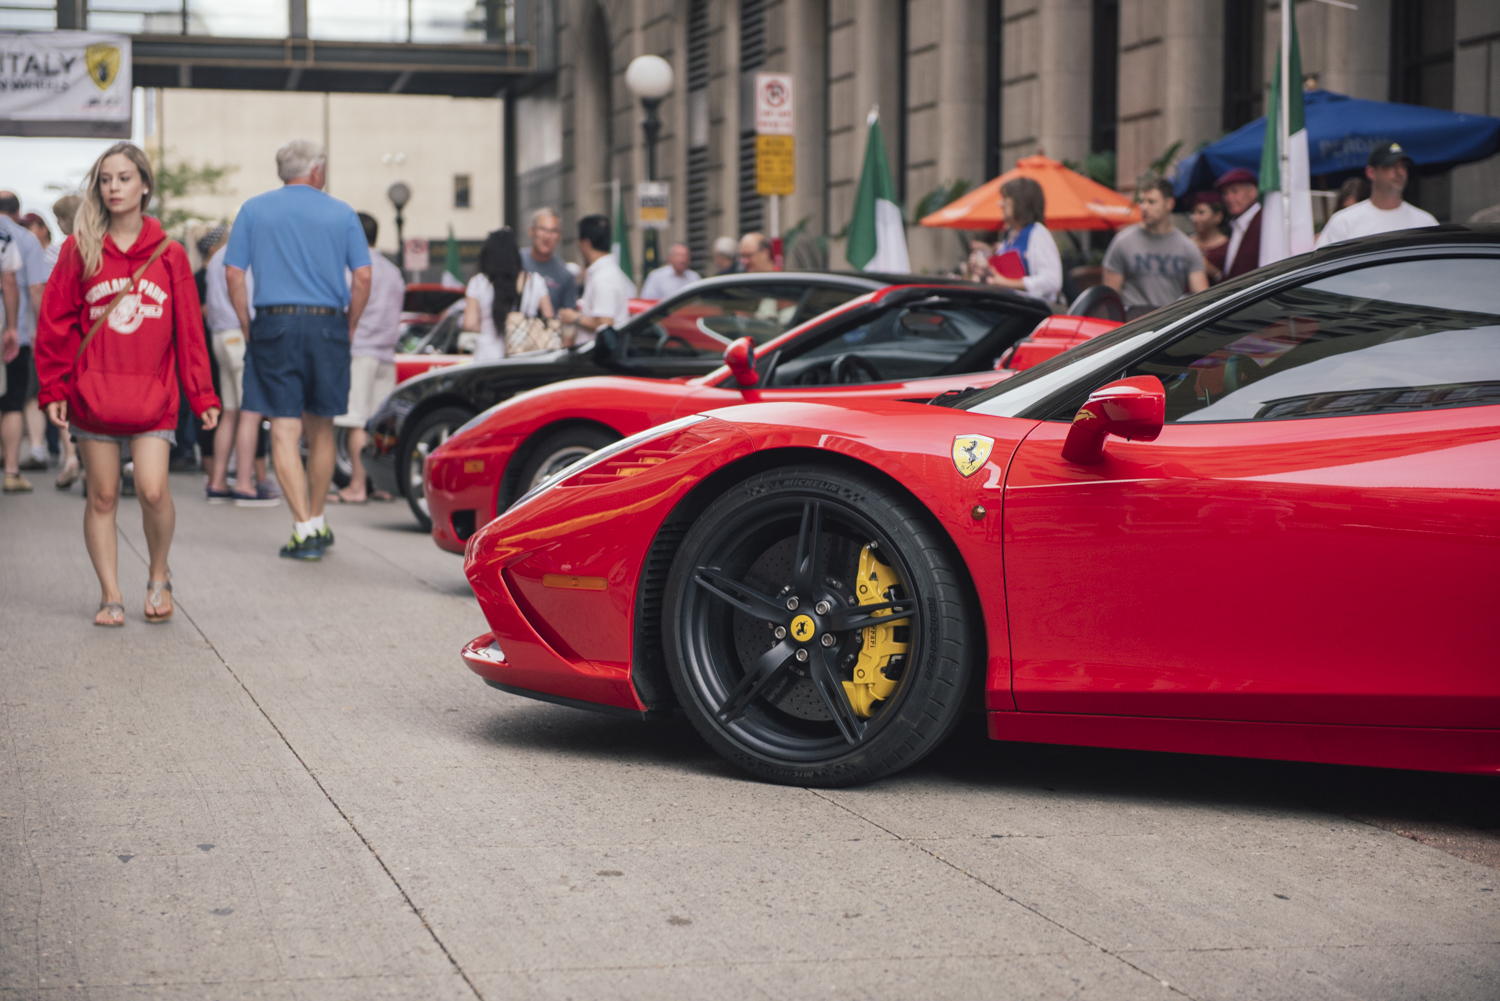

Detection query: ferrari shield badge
xmin=951 ymin=434 xmax=994 ymax=477
xmin=86 ymin=44 xmax=122 ymax=92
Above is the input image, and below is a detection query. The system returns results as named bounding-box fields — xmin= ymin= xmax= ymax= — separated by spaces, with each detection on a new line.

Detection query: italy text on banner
xmin=1258 ymin=10 xmax=1313 ymax=265
xmin=0 ymin=31 xmax=132 ymax=138
xmin=846 ymin=107 xmax=909 ymax=274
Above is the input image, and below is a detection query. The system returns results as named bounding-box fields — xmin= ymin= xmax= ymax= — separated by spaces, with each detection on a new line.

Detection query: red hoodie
xmin=36 ymin=215 xmax=218 ymax=435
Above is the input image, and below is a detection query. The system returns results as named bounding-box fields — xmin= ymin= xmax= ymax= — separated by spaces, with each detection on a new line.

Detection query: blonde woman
xmin=35 ymin=142 xmax=220 ymax=626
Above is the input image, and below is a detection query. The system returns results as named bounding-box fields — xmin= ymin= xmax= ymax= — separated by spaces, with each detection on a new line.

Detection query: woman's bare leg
xmin=208 ymin=408 xmax=239 ymax=491
xmin=78 ymin=439 xmax=123 ymax=608
xmin=130 ymin=437 xmax=175 ymax=596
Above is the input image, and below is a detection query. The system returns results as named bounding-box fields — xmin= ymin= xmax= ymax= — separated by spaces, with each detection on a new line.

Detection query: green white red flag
xmin=1259 ymin=5 xmax=1314 ymax=264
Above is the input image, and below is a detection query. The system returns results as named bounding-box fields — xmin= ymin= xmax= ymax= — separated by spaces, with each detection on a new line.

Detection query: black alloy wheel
xmin=512 ymin=425 xmax=621 ymax=502
xmin=400 ymin=406 xmax=474 ymax=531
xmin=332 ymin=426 xmax=353 ymax=490
xmin=662 ymin=465 xmax=973 ymax=786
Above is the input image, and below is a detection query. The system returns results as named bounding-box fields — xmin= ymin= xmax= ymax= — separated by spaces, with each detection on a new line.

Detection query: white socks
xmin=294 ymin=515 xmax=326 ymax=539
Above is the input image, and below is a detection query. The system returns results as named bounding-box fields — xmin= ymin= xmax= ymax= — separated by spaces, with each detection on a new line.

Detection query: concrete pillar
xmin=1299 ymin=0 xmax=1388 ymax=101
xmin=1117 ymin=0 xmax=1166 ymax=190
xmin=1161 ymin=0 xmax=1223 ymax=163
xmin=908 ymin=0 xmax=988 ymax=272
xmin=854 ymin=0 xmax=903 ymax=171
xmin=1036 ymin=0 xmax=1092 ymax=165
xmin=783 ymin=0 xmax=828 ymax=246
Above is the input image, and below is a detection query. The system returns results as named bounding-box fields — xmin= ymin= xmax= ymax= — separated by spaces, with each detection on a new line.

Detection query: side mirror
xmin=593 ymin=326 xmax=619 ymax=363
xmin=1061 ymin=376 xmax=1165 ymax=464
xmin=724 ymin=336 xmax=759 ymax=387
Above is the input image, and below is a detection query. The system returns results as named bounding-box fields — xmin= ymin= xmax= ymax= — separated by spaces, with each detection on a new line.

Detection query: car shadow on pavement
xmin=908 ymin=720 xmax=1500 ymax=863
xmin=476 ymin=702 xmax=738 ymax=778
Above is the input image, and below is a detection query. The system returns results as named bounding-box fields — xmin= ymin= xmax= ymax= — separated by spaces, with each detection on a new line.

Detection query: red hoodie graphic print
xmin=36 ymin=216 xmax=219 ymax=436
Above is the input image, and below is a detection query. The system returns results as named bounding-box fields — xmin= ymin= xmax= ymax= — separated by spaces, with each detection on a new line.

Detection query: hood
xmin=104 ymin=214 xmax=169 ymax=263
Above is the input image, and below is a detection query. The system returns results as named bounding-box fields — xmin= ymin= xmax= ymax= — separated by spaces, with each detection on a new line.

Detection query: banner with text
xmin=0 ymin=31 xmax=132 ymax=138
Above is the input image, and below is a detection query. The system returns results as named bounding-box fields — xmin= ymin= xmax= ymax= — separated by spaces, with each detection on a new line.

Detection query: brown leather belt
xmin=261 ymin=304 xmax=344 ymax=316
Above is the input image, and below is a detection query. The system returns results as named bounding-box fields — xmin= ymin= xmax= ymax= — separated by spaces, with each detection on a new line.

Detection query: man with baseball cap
xmin=1315 ymin=142 xmax=1437 ymax=248
xmin=1215 ymin=168 xmax=1263 ymax=280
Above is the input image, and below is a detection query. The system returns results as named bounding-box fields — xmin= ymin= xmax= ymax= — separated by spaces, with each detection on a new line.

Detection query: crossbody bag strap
xmin=75 ymin=239 xmax=170 ymax=362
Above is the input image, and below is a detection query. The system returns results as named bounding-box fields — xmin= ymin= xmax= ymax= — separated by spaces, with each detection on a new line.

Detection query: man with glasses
xmin=521 ymin=208 xmax=579 ymax=326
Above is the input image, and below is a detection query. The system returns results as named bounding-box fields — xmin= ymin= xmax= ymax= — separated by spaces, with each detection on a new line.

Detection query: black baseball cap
xmin=1368 ymin=142 xmax=1413 ymax=168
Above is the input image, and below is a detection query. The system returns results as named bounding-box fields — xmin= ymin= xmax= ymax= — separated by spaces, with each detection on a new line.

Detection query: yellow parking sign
xmin=755 ymin=135 xmax=795 ymax=196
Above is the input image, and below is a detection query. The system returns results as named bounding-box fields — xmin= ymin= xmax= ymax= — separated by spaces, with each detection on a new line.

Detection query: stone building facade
xmin=515 ymin=0 xmax=1499 ymax=276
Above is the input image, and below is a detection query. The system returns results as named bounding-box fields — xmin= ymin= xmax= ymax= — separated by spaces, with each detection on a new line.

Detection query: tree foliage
xmin=147 ymin=152 xmax=236 ymax=236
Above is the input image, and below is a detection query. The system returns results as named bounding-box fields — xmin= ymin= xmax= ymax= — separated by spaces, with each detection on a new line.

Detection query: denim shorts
xmin=71 ymin=428 xmax=177 ymax=447
xmin=241 ymin=311 xmax=351 ymax=420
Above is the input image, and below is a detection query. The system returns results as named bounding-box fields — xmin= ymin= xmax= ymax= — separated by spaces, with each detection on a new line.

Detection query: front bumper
xmin=463 ymin=633 xmax=661 ymax=720
xmin=425 ymin=436 xmax=520 ymax=554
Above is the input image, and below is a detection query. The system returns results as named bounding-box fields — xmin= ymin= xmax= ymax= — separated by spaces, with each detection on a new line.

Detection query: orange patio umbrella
xmin=919 ymin=154 xmax=1140 ymax=231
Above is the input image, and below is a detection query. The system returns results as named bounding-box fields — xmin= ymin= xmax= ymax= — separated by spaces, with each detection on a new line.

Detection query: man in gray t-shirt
xmin=1103 ymin=179 xmax=1208 ymax=317
xmin=521 ymin=208 xmax=579 ymax=316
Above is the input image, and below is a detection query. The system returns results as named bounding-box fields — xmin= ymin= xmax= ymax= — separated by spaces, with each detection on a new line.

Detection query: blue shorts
xmin=241 ymin=311 xmax=351 ymax=420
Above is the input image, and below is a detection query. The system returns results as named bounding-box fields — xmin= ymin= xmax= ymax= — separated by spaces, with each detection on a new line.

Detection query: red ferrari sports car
xmin=460 ymin=227 xmax=1500 ymax=785
xmin=425 ymin=284 xmax=1120 ymax=551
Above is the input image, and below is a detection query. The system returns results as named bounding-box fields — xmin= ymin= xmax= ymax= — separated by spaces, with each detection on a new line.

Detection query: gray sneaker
xmin=234 ymin=485 xmax=282 ymax=507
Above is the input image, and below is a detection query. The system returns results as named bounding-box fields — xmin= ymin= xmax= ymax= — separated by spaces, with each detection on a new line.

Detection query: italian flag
xmin=612 ymin=188 xmax=633 ymax=282
xmin=1259 ymin=6 xmax=1314 ymax=265
xmin=441 ymin=225 xmax=464 ymax=288
xmin=847 ymin=107 xmax=910 ymax=273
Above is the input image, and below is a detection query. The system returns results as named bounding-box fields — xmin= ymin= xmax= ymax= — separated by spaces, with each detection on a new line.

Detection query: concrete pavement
xmin=2 ymin=473 xmax=1497 ymax=1000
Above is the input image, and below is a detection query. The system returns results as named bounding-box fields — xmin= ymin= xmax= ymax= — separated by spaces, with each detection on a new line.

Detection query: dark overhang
xmin=130 ymin=34 xmax=534 ymax=97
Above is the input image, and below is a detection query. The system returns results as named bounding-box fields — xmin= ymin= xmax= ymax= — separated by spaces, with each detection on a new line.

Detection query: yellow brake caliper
xmin=841 ymin=544 xmax=911 ymax=718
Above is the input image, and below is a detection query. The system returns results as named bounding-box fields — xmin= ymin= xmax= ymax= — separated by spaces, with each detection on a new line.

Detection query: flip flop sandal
xmin=145 ymin=577 xmax=173 ymax=623
xmin=94 ymin=602 xmax=125 ymax=627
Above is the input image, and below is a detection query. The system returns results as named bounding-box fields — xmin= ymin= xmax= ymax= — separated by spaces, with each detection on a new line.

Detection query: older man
xmin=225 ymin=139 xmax=371 ymax=560
xmin=711 ymin=236 xmax=740 ymax=275
xmin=522 ymin=207 xmax=578 ymax=324
xmin=1216 ymin=169 xmax=1262 ymax=280
xmin=738 ymin=232 xmax=777 ymax=273
xmin=640 ymin=243 xmax=700 ymax=301
xmin=1316 ymin=143 xmax=1437 ymax=248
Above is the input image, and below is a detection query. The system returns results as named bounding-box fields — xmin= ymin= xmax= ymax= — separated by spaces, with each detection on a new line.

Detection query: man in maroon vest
xmin=1216 ymin=168 xmax=1262 ymax=279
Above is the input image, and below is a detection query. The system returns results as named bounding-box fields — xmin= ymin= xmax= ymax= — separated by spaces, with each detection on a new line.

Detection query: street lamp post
xmin=387 ymin=181 xmax=411 ymax=275
xmin=625 ymin=54 xmax=674 ymax=278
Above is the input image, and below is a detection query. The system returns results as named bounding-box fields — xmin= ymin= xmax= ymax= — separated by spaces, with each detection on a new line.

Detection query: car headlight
xmin=506 ymin=415 xmax=709 ymax=515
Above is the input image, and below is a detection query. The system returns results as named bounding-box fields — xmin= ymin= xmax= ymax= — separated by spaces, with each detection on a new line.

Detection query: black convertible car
xmin=366 ymin=271 xmax=917 ymax=529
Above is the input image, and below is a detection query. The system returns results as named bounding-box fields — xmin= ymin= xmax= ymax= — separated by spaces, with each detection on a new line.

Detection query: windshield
xmin=956 ymin=254 xmax=1314 ymax=418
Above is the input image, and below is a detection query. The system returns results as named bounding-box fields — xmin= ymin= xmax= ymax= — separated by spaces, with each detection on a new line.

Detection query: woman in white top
xmin=463 ymin=228 xmax=553 ymax=363
xmin=974 ymin=176 xmax=1064 ymax=304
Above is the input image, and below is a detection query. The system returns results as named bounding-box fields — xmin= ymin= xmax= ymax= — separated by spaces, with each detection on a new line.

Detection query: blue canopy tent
xmin=1174 ymin=89 xmax=1500 ymax=197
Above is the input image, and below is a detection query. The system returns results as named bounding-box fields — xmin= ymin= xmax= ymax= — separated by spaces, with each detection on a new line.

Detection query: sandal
xmin=94 ymin=602 xmax=125 ymax=627
xmin=145 ymin=576 xmax=173 ymax=623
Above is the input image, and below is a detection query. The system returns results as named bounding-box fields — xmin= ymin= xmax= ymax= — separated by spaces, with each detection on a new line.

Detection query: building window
xmin=1091 ymin=0 xmax=1119 ymax=156
xmin=985 ymin=0 xmax=1002 ymax=181
xmin=1223 ymin=0 xmax=1264 ymax=132
xmin=686 ymin=0 xmax=711 ymax=273
xmin=454 ymin=174 xmax=471 ymax=209
xmin=1391 ymin=0 xmax=1455 ymax=220
xmin=738 ymin=0 xmax=766 ymax=237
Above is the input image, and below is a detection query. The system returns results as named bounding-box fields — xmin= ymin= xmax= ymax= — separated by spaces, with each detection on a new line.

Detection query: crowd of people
xmin=953 ymin=140 xmax=1446 ymax=317
xmin=0 ymin=130 xmax=1468 ymax=624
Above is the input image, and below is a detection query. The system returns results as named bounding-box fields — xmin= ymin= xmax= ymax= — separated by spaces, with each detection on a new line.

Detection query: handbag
xmin=502 ymin=272 xmax=561 ymax=355
xmin=68 ymin=238 xmax=173 ymax=435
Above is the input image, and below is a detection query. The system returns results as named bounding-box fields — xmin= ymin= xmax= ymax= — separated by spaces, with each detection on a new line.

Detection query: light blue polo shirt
xmin=224 ymin=184 xmax=370 ymax=308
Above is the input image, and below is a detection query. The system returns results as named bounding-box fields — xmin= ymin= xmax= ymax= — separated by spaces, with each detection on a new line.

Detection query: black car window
xmin=625 ymin=283 xmax=821 ymax=360
xmin=795 ymin=285 xmax=866 ymax=325
xmin=1110 ymin=257 xmax=1500 ymax=423
xmin=769 ymin=302 xmax=1033 ymax=386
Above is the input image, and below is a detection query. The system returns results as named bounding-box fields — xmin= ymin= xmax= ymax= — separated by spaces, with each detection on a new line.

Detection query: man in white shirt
xmin=335 ymin=212 xmax=406 ymax=502
xmin=1316 ymin=143 xmax=1438 ymax=248
xmin=640 ymin=243 xmax=700 ymax=301
xmin=575 ymin=214 xmax=638 ymax=340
